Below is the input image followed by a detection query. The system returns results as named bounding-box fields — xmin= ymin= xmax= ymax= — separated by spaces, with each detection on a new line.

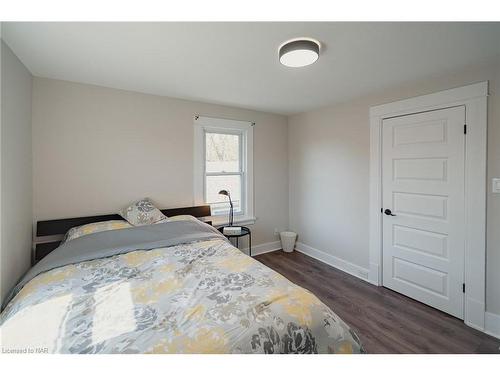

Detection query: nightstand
xmin=218 ymin=226 xmax=252 ymax=256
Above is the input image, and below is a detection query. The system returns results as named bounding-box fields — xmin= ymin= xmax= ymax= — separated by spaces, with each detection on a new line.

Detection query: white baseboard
xmin=465 ymin=296 xmax=486 ymax=331
xmin=295 ymin=242 xmax=370 ymax=283
xmin=368 ymin=262 xmax=381 ymax=286
xmin=241 ymin=240 xmax=281 ymax=257
xmin=485 ymin=311 xmax=500 ymax=339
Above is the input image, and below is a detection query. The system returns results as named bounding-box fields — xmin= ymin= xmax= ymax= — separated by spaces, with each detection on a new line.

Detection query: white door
xmin=382 ymin=106 xmax=465 ymax=319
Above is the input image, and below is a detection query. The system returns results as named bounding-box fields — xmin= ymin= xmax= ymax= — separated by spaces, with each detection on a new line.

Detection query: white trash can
xmin=280 ymin=231 xmax=297 ymax=253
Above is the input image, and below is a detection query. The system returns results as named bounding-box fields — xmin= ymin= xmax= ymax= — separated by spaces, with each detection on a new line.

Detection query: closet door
xmin=382 ymin=106 xmax=465 ymax=319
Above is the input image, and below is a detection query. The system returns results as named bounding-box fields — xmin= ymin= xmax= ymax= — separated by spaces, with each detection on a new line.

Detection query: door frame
xmin=369 ymin=82 xmax=488 ymax=331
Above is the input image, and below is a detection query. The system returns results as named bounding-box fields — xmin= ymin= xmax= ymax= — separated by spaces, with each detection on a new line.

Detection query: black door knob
xmin=384 ymin=209 xmax=396 ymax=216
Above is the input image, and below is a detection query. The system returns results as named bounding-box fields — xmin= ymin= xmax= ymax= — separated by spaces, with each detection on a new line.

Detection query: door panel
xmin=393 ymin=225 xmax=448 ymax=258
xmin=392 ymin=192 xmax=448 ymax=220
xmin=393 ymin=158 xmax=448 ymax=181
xmin=392 ymin=119 xmax=447 ymax=146
xmin=392 ymin=257 xmax=448 ymax=296
xmin=382 ymin=106 xmax=465 ymax=319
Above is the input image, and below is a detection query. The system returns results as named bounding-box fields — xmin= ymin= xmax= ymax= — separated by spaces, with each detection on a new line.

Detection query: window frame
xmin=194 ymin=115 xmax=255 ymax=226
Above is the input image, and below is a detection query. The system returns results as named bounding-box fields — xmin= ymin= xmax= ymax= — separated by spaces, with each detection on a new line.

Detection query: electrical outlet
xmin=274 ymin=228 xmax=279 ymax=236
xmin=493 ymin=178 xmax=500 ymax=194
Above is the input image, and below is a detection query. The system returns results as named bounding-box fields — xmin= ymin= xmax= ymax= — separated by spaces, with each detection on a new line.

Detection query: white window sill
xmin=208 ymin=215 xmax=256 ymax=227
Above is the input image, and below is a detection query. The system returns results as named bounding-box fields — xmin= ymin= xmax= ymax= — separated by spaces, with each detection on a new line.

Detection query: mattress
xmin=0 ymin=220 xmax=364 ymax=354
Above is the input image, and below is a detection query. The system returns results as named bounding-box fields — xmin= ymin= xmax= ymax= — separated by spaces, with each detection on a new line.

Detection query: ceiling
xmin=3 ymin=22 xmax=500 ymax=114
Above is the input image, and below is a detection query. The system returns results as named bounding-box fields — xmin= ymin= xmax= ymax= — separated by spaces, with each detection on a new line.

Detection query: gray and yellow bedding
xmin=0 ymin=219 xmax=364 ymax=354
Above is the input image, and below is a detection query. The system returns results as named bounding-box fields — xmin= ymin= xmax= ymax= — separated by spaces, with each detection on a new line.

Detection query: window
xmin=194 ymin=116 xmax=254 ymax=224
xmin=205 ymin=132 xmax=243 ymax=215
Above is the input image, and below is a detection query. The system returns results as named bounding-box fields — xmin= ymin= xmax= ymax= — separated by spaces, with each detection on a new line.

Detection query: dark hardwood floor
xmin=255 ymin=250 xmax=500 ymax=354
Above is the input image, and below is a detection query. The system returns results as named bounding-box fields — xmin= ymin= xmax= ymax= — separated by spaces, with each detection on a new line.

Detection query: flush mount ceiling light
xmin=279 ymin=38 xmax=321 ymax=68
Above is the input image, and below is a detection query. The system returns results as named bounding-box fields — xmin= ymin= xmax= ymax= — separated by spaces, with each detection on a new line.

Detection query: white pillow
xmin=63 ymin=220 xmax=132 ymax=243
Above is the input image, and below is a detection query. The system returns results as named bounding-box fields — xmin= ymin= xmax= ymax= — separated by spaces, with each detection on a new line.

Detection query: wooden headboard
xmin=34 ymin=205 xmax=211 ymax=264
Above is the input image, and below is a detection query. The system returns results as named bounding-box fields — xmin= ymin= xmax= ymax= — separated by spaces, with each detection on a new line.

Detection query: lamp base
xmin=223 ymin=226 xmax=242 ymax=235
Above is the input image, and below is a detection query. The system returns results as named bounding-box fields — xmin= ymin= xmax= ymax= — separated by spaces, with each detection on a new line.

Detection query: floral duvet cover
xmin=0 ymin=222 xmax=364 ymax=354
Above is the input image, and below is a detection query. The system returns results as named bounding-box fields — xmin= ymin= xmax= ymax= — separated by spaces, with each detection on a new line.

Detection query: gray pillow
xmin=118 ymin=198 xmax=167 ymax=226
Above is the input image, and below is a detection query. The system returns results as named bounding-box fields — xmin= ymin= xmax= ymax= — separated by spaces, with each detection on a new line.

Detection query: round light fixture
xmin=279 ymin=38 xmax=320 ymax=68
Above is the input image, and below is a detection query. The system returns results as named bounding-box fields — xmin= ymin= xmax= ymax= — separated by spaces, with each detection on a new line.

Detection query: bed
xmin=0 ymin=207 xmax=364 ymax=354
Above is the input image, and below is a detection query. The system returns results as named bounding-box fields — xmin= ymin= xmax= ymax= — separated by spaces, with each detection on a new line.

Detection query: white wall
xmin=9 ymin=43 xmax=500 ymax=321
xmin=288 ymin=61 xmax=500 ymax=316
xmin=0 ymin=41 xmax=33 ymax=305
xmin=32 ymin=78 xmax=288 ymax=247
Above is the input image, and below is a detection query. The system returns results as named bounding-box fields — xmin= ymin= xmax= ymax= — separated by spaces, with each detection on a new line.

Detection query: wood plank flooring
xmin=255 ymin=250 xmax=500 ymax=354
